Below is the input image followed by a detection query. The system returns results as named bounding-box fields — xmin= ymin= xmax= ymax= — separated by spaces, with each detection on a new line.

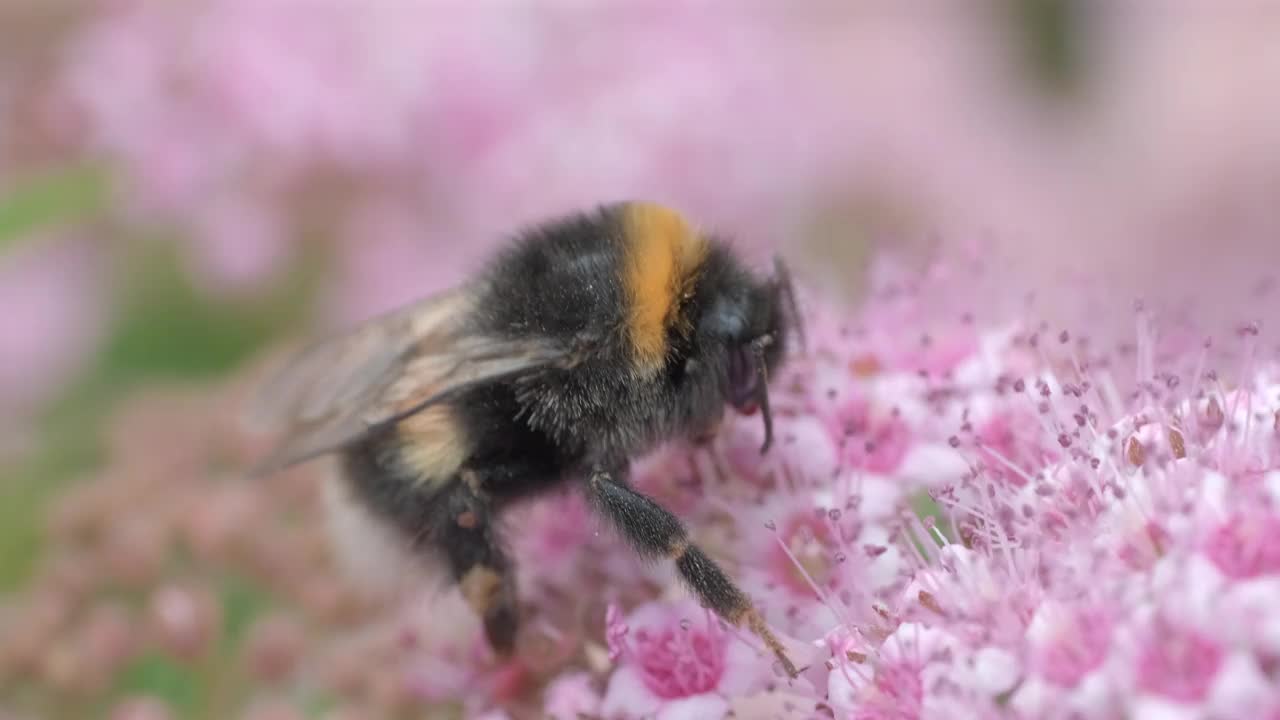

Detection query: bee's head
xmin=692 ymin=250 xmax=803 ymax=453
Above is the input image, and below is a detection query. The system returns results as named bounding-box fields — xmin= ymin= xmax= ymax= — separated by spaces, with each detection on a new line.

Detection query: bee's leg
xmin=584 ymin=467 xmax=799 ymax=678
xmin=434 ymin=475 xmax=519 ymax=655
xmin=690 ymin=411 xmax=723 ymax=446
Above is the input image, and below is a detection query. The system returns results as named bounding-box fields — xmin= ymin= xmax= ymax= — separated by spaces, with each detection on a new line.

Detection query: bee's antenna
xmin=751 ymin=335 xmax=774 ymax=454
xmin=772 ymin=256 xmax=806 ymax=354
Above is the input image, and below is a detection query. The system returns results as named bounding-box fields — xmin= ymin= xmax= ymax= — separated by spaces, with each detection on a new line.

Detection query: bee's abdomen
xmin=343 ymin=386 xmax=572 ymax=533
xmin=393 ymin=404 xmax=470 ymax=489
xmin=340 ymin=437 xmax=447 ymax=545
xmin=321 ymin=460 xmax=447 ymax=594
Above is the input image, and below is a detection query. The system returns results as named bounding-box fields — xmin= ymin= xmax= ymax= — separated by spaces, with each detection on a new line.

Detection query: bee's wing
xmin=245 ymin=283 xmax=571 ymax=476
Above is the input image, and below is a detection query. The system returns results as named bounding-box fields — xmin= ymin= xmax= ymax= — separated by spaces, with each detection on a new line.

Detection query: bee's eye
xmin=727 ymin=346 xmax=759 ymax=411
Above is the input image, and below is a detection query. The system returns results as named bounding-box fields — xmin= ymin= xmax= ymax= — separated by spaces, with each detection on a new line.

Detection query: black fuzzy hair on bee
xmin=466 ymin=204 xmax=791 ymax=459
xmin=247 ymin=201 xmax=803 ymax=678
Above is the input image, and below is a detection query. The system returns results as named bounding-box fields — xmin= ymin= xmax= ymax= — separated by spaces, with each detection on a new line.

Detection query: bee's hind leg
xmin=584 ymin=466 xmax=799 ymax=678
xmin=434 ymin=472 xmax=519 ymax=655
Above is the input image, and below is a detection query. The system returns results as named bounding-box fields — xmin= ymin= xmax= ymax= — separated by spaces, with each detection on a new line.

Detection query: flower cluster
xmin=6 ymin=251 xmax=1279 ymax=719
xmin=56 ymin=1 xmax=865 ymax=310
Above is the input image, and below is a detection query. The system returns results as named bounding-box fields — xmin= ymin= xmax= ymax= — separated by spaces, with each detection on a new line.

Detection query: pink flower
xmin=825 ymin=623 xmax=963 ymax=720
xmin=817 ymin=392 xmax=915 ymax=475
xmin=730 ymin=473 xmax=904 ymax=640
xmin=601 ymin=600 xmax=766 ymax=720
xmin=325 ymin=202 xmax=484 ymax=326
xmin=888 ymin=330 xmax=980 ymax=378
xmin=768 ymin=508 xmax=841 ymax=598
xmin=716 ymin=413 xmax=840 ymax=492
xmin=846 ymin=414 xmax=915 ymax=475
xmin=1027 ymin=605 xmax=1115 ymax=688
xmin=631 ymin=444 xmax=703 ymax=517
xmin=543 ymin=672 xmax=602 ymax=720
xmin=1135 ymin=619 xmax=1224 ymax=703
xmin=973 ymin=410 xmax=1060 ymax=487
xmin=512 ymin=492 xmax=651 ymax=603
xmin=515 ymin=493 xmax=595 ymax=583
xmin=1203 ymin=510 xmax=1280 ymax=580
xmin=805 ymin=327 xmax=949 ymax=460
xmin=186 ymin=195 xmax=288 ymax=293
xmin=0 ymin=237 xmax=104 ymax=420
xmin=605 ymin=603 xmax=630 ymax=663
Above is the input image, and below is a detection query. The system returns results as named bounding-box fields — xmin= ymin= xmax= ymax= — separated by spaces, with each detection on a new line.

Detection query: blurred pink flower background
xmin=2 ymin=1 xmax=1280 ymax=719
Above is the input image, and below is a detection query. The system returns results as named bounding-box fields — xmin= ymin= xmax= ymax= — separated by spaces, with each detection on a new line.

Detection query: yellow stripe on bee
xmin=621 ymin=203 xmax=707 ymax=370
xmin=396 ymin=405 xmax=469 ymax=489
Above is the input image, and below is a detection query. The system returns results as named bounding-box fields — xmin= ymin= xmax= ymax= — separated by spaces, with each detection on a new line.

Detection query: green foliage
xmin=98 ymin=242 xmax=315 ymax=381
xmin=114 ymin=653 xmax=205 ymax=715
xmin=908 ymin=489 xmax=954 ymax=554
xmin=303 ymin=693 xmax=339 ymax=719
xmin=1006 ymin=0 xmax=1086 ymax=99
xmin=0 ymin=164 xmax=108 ymax=248
xmin=219 ymin=573 xmax=274 ymax=648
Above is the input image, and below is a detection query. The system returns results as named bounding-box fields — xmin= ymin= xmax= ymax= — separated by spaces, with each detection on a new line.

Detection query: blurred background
xmin=2 ymin=1 xmax=1279 ymax=718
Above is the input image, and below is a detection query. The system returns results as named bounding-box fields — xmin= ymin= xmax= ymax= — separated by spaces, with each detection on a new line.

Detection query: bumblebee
xmin=247 ymin=202 xmax=801 ymax=676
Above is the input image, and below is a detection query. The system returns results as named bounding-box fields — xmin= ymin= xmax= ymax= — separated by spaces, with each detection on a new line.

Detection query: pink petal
xmin=544 ymin=671 xmax=601 ymax=719
xmin=1205 ymin=652 xmax=1276 ymax=719
xmin=0 ymin=238 xmax=104 ymax=415
xmin=716 ymin=638 xmax=769 ymax=697
xmin=187 ymin=197 xmax=287 ymax=293
xmin=776 ymin=416 xmax=839 ymax=481
xmin=655 ymin=693 xmax=730 ymax=720
xmin=601 ymin=666 xmax=662 ymax=720
xmin=623 ymin=600 xmax=693 ymax=632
